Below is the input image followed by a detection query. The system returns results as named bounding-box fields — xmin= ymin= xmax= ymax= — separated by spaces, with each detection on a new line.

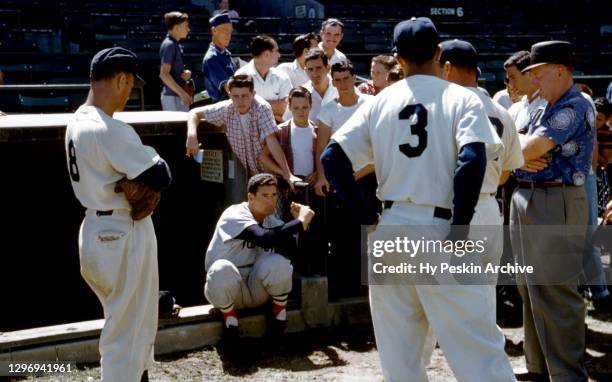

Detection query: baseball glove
xmin=114 ymin=178 xmax=161 ymax=221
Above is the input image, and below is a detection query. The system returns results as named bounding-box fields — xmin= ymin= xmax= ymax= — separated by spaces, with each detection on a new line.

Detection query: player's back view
xmin=322 ymin=18 xmax=516 ymax=382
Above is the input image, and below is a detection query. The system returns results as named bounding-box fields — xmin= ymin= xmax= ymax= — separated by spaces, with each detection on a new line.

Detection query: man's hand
xmin=181 ymin=70 xmax=192 ymax=81
xmin=186 ymin=133 xmax=200 ymax=157
xmin=305 ymin=172 xmax=317 ymax=185
xmin=314 ymin=174 xmax=330 ymax=196
xmin=285 ymin=173 xmax=303 ymax=191
xmin=520 ymin=157 xmax=549 ymax=173
xmin=290 ymin=202 xmax=315 ymax=230
xmin=180 ymin=91 xmax=193 ymax=107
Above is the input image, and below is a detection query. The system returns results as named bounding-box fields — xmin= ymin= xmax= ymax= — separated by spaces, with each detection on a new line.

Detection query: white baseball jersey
xmin=318 ymin=93 xmax=374 ymax=134
xmin=332 ymin=75 xmax=501 ymax=209
xmin=205 ymin=202 xmax=284 ymax=271
xmin=470 ymin=88 xmax=524 ymax=194
xmin=65 ymin=105 xmax=160 ymax=211
xmin=508 ymin=94 xmax=547 ymax=132
xmin=235 ymin=60 xmax=292 ymax=101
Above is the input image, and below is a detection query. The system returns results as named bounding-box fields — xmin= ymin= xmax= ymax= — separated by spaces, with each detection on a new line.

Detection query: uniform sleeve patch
xmin=548 ymin=108 xmax=575 ymax=130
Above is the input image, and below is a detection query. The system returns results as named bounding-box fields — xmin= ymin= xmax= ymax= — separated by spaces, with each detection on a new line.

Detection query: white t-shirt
xmin=470 ymin=88 xmax=524 ymax=194
xmin=508 ymin=94 xmax=547 ymax=132
xmin=332 ymin=75 xmax=502 ymax=209
xmin=290 ymin=121 xmax=316 ymax=176
xmin=492 ymin=89 xmax=514 ymax=110
xmin=318 ymin=41 xmax=348 ymax=66
xmin=276 ymin=59 xmax=309 ymax=88
xmin=65 ymin=105 xmax=160 ymax=211
xmin=235 ymin=60 xmax=292 ymax=101
xmin=205 ymin=202 xmax=284 ymax=271
xmin=318 ymin=93 xmax=374 ymax=134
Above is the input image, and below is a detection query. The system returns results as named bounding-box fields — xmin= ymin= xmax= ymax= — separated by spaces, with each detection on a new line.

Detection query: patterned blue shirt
xmin=515 ymin=85 xmax=595 ymax=185
xmin=159 ymin=35 xmax=186 ymax=97
xmin=202 ymin=43 xmax=236 ymax=102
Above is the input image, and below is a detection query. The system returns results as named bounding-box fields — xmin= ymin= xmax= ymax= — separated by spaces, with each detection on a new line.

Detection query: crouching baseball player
xmin=65 ymin=47 xmax=172 ymax=381
xmin=204 ymin=173 xmax=314 ymax=342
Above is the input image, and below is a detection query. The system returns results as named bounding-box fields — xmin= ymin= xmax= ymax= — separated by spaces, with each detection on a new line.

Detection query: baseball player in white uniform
xmin=321 ymin=18 xmax=516 ymax=382
xmin=65 ymin=48 xmax=171 ymax=382
xmin=205 ymin=174 xmax=314 ymax=340
xmin=439 ymin=39 xmax=524 ymax=278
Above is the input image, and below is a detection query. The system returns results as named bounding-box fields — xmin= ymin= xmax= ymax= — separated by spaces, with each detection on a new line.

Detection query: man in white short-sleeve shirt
xmin=282 ymin=48 xmax=338 ymax=122
xmin=319 ymin=18 xmax=348 ymax=66
xmin=315 ymin=60 xmax=373 ymax=196
xmin=235 ymin=34 xmax=292 ymax=122
xmin=65 ymin=48 xmax=172 ymax=382
xmin=276 ymin=32 xmax=318 ymax=88
xmin=320 ymin=18 xmax=514 ymax=382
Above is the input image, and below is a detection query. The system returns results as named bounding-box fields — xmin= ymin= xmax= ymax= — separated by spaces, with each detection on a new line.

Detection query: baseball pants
xmin=160 ymin=94 xmax=189 ymax=112
xmin=510 ymin=185 xmax=588 ymax=381
xmin=369 ymin=202 xmax=515 ymax=382
xmin=205 ymin=254 xmax=293 ymax=309
xmin=422 ymin=194 xmax=506 ymax=366
xmin=79 ymin=209 xmax=158 ymax=382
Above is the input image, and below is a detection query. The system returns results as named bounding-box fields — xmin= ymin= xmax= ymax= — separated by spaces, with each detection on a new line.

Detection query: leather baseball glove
xmin=114 ymin=178 xmax=161 ymax=220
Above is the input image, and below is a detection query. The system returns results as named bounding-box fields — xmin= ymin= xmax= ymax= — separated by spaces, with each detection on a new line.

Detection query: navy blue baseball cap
xmin=393 ymin=17 xmax=440 ymax=60
xmin=522 ymin=40 xmax=574 ymax=73
xmin=439 ymin=39 xmax=478 ymax=68
xmin=209 ymin=13 xmax=231 ymax=28
xmin=90 ymin=47 xmax=145 ymax=85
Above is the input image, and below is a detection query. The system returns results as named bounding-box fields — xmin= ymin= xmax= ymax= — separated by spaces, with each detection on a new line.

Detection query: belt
xmin=383 ymin=201 xmax=452 ymax=221
xmin=96 ymin=210 xmax=114 ymax=217
xmin=517 ymin=180 xmax=567 ymax=189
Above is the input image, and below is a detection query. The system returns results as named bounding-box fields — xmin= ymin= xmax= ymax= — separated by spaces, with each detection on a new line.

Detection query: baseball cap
xmin=439 ymin=39 xmax=478 ymax=68
xmin=392 ymin=17 xmax=440 ymax=60
xmin=522 ymin=40 xmax=574 ymax=73
xmin=209 ymin=13 xmax=231 ymax=28
xmin=90 ymin=47 xmax=145 ymax=86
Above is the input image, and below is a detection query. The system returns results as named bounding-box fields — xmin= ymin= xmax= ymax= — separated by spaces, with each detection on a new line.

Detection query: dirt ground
xmin=17 ymin=305 xmax=612 ymax=382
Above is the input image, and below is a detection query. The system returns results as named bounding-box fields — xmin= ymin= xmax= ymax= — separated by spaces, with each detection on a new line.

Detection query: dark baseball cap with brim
xmin=439 ymin=39 xmax=478 ymax=68
xmin=90 ymin=47 xmax=146 ymax=86
xmin=209 ymin=13 xmax=231 ymax=27
xmin=522 ymin=40 xmax=574 ymax=73
xmin=393 ymin=17 xmax=440 ymax=58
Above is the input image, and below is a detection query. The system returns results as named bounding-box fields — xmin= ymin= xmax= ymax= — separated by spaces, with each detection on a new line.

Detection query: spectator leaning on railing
xmin=186 ymin=74 xmax=300 ymax=186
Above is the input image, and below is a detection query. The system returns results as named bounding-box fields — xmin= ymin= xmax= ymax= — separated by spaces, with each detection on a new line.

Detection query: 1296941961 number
xmin=1 ymin=361 xmax=75 ymax=376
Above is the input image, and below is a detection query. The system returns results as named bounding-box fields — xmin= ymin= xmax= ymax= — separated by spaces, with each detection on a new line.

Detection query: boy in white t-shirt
xmin=259 ymin=87 xmax=318 ymax=183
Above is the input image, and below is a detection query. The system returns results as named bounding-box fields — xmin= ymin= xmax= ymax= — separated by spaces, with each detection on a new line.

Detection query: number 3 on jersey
xmin=68 ymin=139 xmax=80 ymax=182
xmin=399 ymin=103 xmax=428 ymax=158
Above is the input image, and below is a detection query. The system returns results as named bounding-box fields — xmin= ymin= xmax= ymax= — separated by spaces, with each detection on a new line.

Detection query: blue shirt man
xmin=514 ymin=84 xmax=595 ymax=185
xmin=202 ymin=13 xmax=236 ymax=102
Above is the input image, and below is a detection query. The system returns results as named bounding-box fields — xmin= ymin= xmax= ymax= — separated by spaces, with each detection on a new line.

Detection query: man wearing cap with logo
xmin=510 ymin=41 xmax=595 ymax=381
xmin=65 ymin=48 xmax=172 ymax=381
xmin=202 ymin=13 xmax=236 ymax=103
xmin=321 ymin=18 xmax=515 ymax=382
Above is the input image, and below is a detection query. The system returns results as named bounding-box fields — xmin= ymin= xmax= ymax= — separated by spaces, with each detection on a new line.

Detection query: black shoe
xmin=592 ymin=294 xmax=612 ymax=313
xmin=514 ymin=370 xmax=549 ymax=381
xmin=220 ymin=324 xmax=240 ymax=348
xmin=267 ymin=318 xmax=287 ymax=339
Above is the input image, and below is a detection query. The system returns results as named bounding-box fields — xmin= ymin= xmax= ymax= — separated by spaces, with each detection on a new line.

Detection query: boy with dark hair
xmin=277 ymin=33 xmax=319 ymax=88
xmin=159 ymin=11 xmax=192 ymax=111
